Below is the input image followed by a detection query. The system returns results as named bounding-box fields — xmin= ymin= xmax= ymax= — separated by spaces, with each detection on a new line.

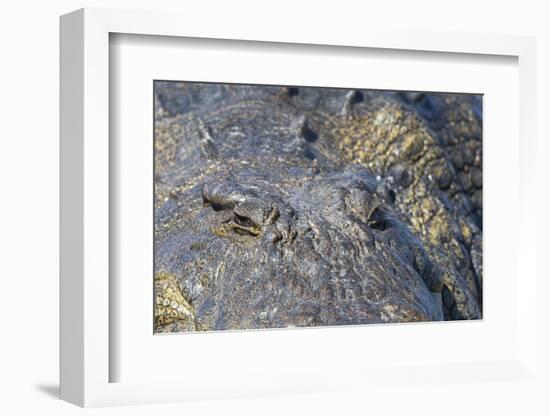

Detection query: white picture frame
xmin=60 ymin=7 xmax=538 ymax=408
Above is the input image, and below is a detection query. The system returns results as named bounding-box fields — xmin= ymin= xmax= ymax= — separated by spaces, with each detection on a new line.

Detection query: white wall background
xmin=0 ymin=1 xmax=548 ymax=414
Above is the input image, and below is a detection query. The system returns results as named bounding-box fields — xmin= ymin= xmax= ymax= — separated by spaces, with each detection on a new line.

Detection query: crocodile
xmin=153 ymin=82 xmax=482 ymax=333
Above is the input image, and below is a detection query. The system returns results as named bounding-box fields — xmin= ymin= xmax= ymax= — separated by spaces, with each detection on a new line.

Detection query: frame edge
xmin=60 ymin=8 xmax=85 ymax=407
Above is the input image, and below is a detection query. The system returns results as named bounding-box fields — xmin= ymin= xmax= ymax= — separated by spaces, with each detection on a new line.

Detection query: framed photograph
xmin=60 ymin=7 xmax=538 ymax=408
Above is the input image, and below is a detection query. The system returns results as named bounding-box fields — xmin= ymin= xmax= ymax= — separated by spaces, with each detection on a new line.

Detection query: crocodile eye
xmin=229 ymin=213 xmax=261 ymax=236
xmin=233 ymin=213 xmax=255 ymax=228
xmin=367 ymin=207 xmax=390 ymax=231
xmin=212 ymin=211 xmax=261 ymax=239
xmin=202 ymin=180 xmax=282 ymax=240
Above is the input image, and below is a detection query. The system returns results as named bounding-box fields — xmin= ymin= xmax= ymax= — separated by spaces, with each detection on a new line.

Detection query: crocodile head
xmin=154 ymin=97 xmax=446 ymax=332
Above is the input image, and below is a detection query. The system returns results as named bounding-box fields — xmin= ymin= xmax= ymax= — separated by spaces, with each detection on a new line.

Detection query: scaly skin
xmin=311 ymin=93 xmax=482 ymax=319
xmin=153 ymin=82 xmax=482 ymax=332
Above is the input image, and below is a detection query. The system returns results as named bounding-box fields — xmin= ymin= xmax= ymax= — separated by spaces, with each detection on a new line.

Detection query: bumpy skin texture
xmin=154 ymin=82 xmax=482 ymax=333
